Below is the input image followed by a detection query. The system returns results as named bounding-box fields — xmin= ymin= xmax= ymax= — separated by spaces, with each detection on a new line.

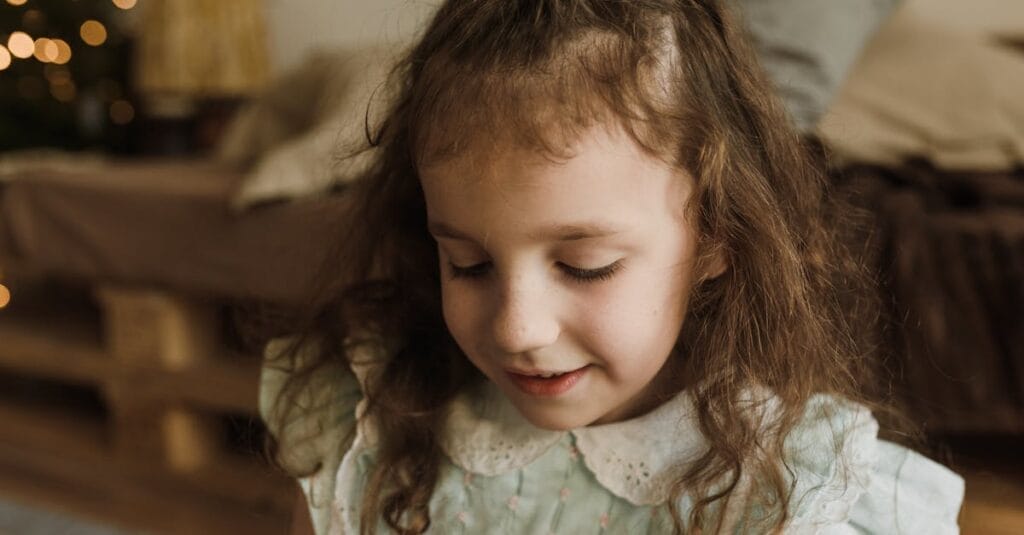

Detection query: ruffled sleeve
xmin=781 ymin=395 xmax=964 ymax=534
xmin=843 ymin=440 xmax=965 ymax=534
xmin=782 ymin=395 xmax=880 ymax=533
xmin=258 ymin=337 xmax=366 ymax=534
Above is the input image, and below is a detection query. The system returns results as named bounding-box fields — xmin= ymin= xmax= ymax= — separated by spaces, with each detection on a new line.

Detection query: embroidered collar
xmin=439 ymin=380 xmax=708 ymax=505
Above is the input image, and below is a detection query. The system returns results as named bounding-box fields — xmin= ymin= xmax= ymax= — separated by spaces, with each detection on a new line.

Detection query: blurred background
xmin=0 ymin=0 xmax=1021 ymax=533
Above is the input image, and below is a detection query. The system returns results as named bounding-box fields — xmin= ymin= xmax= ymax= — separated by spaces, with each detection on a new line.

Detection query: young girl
xmin=260 ymin=1 xmax=964 ymax=533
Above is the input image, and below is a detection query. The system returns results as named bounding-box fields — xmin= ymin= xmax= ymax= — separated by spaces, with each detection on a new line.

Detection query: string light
xmin=34 ymin=37 xmax=59 ymax=63
xmin=52 ymin=39 xmax=71 ymax=64
xmin=0 ymin=46 xmax=11 ymax=71
xmin=112 ymin=0 xmax=137 ymax=9
xmin=0 ymin=284 xmax=10 ymax=310
xmin=80 ymin=20 xmax=107 ymax=46
xmin=7 ymin=31 xmax=34 ymax=59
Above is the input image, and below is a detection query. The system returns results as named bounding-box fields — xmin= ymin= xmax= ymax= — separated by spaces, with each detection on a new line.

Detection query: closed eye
xmin=558 ymin=261 xmax=622 ymax=283
xmin=448 ymin=261 xmax=492 ymax=279
xmin=447 ymin=260 xmax=622 ymax=284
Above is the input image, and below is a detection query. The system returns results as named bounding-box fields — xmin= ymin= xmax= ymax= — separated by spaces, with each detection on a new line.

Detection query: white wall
xmin=263 ymin=0 xmax=439 ymax=74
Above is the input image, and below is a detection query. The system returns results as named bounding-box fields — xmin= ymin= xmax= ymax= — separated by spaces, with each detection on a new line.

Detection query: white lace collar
xmin=439 ymin=380 xmax=708 ymax=506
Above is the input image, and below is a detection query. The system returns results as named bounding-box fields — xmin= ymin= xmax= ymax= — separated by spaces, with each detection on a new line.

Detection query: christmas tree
xmin=0 ymin=0 xmax=136 ymax=152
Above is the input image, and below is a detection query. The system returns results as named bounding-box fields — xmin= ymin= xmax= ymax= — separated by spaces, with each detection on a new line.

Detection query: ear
xmin=699 ymin=245 xmax=729 ymax=281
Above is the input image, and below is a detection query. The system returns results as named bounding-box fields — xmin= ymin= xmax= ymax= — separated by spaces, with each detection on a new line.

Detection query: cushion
xmin=733 ymin=0 xmax=902 ymax=132
xmin=220 ymin=46 xmax=396 ymax=210
xmin=818 ymin=2 xmax=1024 ymax=170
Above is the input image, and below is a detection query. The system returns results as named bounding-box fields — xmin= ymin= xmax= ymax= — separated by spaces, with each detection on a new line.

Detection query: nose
xmin=491 ymin=276 xmax=560 ymax=355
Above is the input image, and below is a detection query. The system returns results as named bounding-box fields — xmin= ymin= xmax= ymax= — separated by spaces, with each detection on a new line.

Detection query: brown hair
xmin=264 ymin=1 xmax=890 ymax=533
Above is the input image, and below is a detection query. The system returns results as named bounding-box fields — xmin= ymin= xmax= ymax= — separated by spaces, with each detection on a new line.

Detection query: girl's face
xmin=420 ymin=125 xmax=706 ymax=430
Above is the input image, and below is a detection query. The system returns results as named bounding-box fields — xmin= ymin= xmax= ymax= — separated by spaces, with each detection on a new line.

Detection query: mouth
xmin=509 ymin=369 xmax=578 ymax=378
xmin=506 ymin=365 xmax=591 ymax=397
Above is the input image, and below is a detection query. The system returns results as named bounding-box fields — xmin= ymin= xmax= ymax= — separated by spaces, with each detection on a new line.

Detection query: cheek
xmin=579 ymin=270 xmax=688 ymax=369
xmin=441 ymin=282 xmax=484 ymax=350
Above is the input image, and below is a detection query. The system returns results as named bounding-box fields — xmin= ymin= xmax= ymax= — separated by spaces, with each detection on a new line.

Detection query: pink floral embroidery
xmin=568 ymin=445 xmax=580 ymax=461
xmin=599 ymin=513 xmax=610 ymax=528
xmin=507 ymin=495 xmax=519 ymax=510
xmin=463 ymin=472 xmax=474 ymax=486
xmin=457 ymin=511 xmax=468 ymax=524
xmin=559 ymin=487 xmax=571 ymax=501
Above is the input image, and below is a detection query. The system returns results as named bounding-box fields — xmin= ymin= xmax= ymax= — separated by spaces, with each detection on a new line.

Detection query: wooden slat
xmin=0 ymin=324 xmax=257 ymax=413
xmin=0 ymin=318 xmax=108 ymax=385
xmin=128 ymin=355 xmax=262 ymax=413
xmin=0 ymin=397 xmax=107 ymax=462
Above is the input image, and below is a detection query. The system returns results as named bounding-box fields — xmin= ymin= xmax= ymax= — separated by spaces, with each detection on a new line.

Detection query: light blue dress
xmin=259 ymin=341 xmax=964 ymax=534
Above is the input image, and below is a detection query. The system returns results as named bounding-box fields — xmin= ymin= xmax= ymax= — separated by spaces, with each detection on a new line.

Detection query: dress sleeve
xmin=782 ymin=396 xmax=964 ymax=534
xmin=842 ymin=440 xmax=965 ymax=534
xmin=782 ymin=395 xmax=880 ymax=533
xmin=258 ymin=337 xmax=366 ymax=534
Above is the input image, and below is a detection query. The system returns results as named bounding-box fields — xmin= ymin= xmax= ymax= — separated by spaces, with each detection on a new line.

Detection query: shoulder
xmin=782 ymin=394 xmax=879 ymax=530
xmin=844 ymin=440 xmax=964 ymax=534
xmin=258 ymin=337 xmax=364 ymax=471
xmin=258 ymin=336 xmax=376 ymax=533
xmin=783 ymin=395 xmax=964 ymax=534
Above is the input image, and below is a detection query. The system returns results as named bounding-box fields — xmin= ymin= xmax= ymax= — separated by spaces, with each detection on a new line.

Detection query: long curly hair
xmin=263 ymin=1 xmax=890 ymax=533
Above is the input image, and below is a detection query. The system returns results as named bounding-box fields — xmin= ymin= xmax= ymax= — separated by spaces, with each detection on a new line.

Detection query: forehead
xmin=407 ymin=34 xmax=685 ymax=171
xmin=419 ymin=125 xmax=692 ymax=237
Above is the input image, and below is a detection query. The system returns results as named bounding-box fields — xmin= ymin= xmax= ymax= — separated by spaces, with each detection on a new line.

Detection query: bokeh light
xmin=44 ymin=64 xmax=71 ymax=84
xmin=7 ymin=31 xmax=34 ymax=59
xmin=52 ymin=38 xmax=71 ymax=64
xmin=50 ymin=79 xmax=77 ymax=102
xmin=109 ymin=100 xmax=135 ymax=124
xmin=0 ymin=46 xmax=11 ymax=71
xmin=22 ymin=9 xmax=45 ymax=31
xmin=112 ymin=0 xmax=137 ymax=9
xmin=6 ymin=0 xmax=28 ymax=6
xmin=34 ymin=37 xmax=59 ymax=63
xmin=0 ymin=284 xmax=10 ymax=310
xmin=80 ymin=20 xmax=107 ymax=46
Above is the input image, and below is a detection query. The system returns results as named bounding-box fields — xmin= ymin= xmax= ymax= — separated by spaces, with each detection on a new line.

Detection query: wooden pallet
xmin=0 ymin=278 xmax=295 ymax=534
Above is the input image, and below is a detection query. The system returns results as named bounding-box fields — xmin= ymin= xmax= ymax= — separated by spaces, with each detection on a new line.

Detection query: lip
xmin=506 ymin=365 xmax=590 ymax=397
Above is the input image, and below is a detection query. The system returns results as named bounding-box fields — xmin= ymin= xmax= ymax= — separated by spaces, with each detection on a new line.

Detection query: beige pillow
xmin=222 ymin=46 xmax=397 ymax=210
xmin=818 ymin=3 xmax=1024 ymax=170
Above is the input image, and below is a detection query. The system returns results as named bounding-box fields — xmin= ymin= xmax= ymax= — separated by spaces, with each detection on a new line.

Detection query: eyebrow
xmin=428 ymin=221 xmax=625 ymax=242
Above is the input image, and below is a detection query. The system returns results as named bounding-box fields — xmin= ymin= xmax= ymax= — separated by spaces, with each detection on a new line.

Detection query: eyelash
xmin=447 ymin=260 xmax=623 ymax=284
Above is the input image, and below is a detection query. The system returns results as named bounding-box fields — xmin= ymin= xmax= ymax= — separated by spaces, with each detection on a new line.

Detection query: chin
xmin=512 ymin=402 xmax=596 ymax=431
